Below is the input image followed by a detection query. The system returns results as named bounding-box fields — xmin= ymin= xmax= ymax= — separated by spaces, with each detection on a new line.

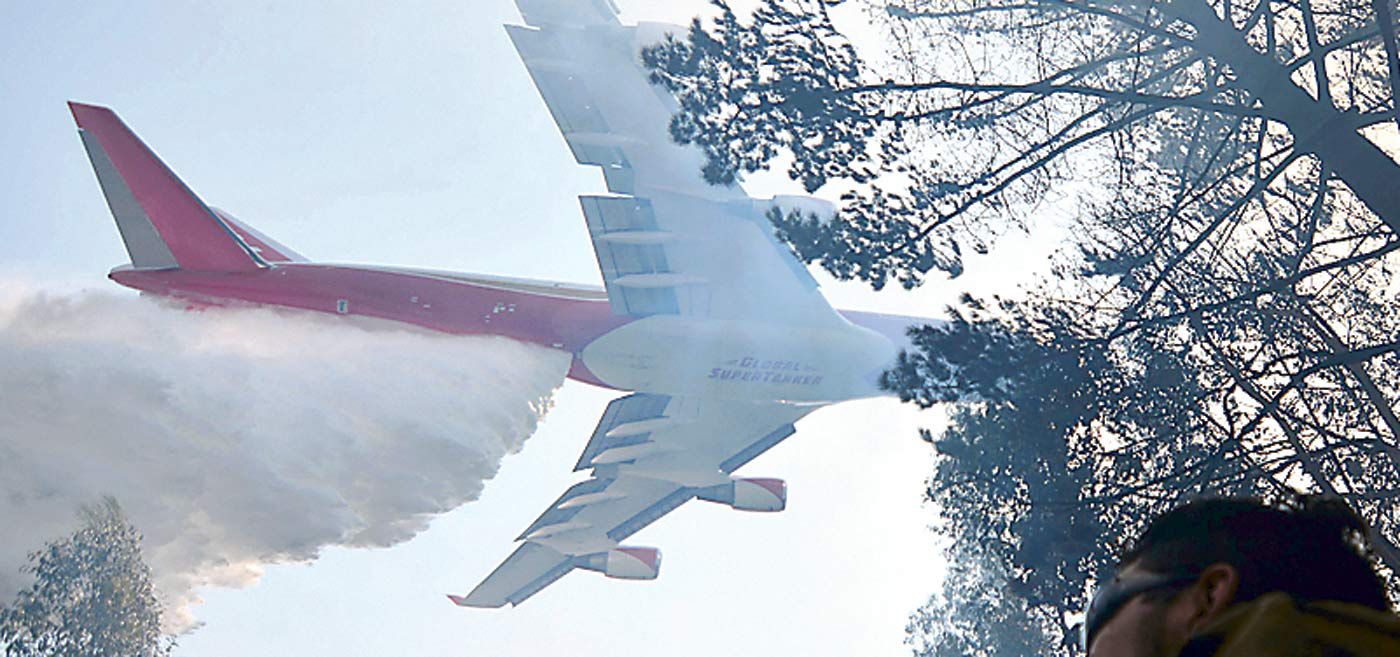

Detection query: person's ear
xmin=1183 ymin=562 xmax=1239 ymax=634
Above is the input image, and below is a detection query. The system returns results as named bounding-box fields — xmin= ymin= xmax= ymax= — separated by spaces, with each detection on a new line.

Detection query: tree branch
xmin=1187 ymin=306 xmax=1400 ymax=574
xmin=1373 ymin=0 xmax=1400 ymax=134
xmin=852 ymin=79 xmax=1268 ymax=117
xmin=1300 ymin=304 xmax=1400 ymax=460
xmin=1115 ymin=149 xmax=1303 ymax=333
xmin=1162 ymin=0 xmax=1400 ymax=235
xmin=1297 ymin=0 xmax=1335 ymax=108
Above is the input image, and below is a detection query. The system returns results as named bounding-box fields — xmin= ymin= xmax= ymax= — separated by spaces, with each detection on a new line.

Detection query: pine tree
xmin=0 ymin=498 xmax=173 ymax=657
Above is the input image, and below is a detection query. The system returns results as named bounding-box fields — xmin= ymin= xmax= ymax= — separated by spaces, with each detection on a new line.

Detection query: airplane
xmin=68 ymin=0 xmax=935 ymax=608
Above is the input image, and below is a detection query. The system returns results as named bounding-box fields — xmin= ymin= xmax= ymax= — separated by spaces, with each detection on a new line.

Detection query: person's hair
xmin=1118 ymin=494 xmax=1391 ymax=611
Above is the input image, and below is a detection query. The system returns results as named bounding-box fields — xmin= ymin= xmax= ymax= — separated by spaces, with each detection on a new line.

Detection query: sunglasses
xmin=1080 ymin=570 xmax=1198 ymax=651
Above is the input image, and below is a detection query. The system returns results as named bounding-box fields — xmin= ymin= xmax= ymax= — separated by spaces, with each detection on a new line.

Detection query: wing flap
xmin=506 ymin=25 xmax=640 ymax=195
xmin=517 ymin=477 xmax=615 ymax=540
xmin=604 ymin=487 xmax=696 ymax=543
xmin=573 ymin=393 xmax=670 ymax=471
xmin=505 ymin=19 xmax=733 ymax=200
xmin=580 ymin=197 xmax=689 ymax=316
xmin=454 ymin=542 xmax=575 ymax=608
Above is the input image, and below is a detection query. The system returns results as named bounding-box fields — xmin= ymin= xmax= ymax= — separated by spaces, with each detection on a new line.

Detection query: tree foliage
xmin=0 ymin=498 xmax=172 ymax=657
xmin=647 ymin=0 xmax=1400 ymax=654
xmin=888 ymin=295 xmax=1226 ymax=653
xmin=645 ymin=0 xmax=956 ymax=289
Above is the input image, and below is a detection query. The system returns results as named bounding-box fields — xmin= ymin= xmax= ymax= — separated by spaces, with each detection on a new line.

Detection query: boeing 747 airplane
xmin=70 ymin=0 xmax=934 ymax=608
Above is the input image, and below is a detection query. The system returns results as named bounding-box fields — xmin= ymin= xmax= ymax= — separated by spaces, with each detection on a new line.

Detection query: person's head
xmin=1084 ymin=495 xmax=1391 ymax=657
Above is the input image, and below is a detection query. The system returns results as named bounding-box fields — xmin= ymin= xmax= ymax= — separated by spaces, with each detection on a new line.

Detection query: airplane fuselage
xmin=111 ymin=263 xmax=921 ymax=402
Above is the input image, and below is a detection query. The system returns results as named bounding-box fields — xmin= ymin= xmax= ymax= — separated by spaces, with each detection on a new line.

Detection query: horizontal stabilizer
xmin=70 ymin=102 xmax=261 ymax=272
xmin=213 ymin=208 xmax=306 ymax=263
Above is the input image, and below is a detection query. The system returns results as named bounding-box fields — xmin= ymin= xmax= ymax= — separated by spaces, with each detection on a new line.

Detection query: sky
xmin=0 ymin=2 xmax=1059 ymax=655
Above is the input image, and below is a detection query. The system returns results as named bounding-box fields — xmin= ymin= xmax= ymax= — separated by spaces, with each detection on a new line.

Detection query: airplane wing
xmin=454 ymin=0 xmax=859 ymax=609
xmin=506 ymin=0 xmax=847 ymax=328
xmin=451 ymin=393 xmax=816 ymax=607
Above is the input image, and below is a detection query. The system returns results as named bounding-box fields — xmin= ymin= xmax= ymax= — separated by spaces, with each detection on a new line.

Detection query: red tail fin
xmin=70 ymin=102 xmax=261 ymax=272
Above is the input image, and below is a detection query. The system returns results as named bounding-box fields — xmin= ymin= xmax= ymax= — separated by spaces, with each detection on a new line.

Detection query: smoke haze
xmin=0 ymin=284 xmax=570 ymax=629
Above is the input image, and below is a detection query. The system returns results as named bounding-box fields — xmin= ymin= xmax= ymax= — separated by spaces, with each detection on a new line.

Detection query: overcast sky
xmin=1 ymin=2 xmax=1057 ymax=655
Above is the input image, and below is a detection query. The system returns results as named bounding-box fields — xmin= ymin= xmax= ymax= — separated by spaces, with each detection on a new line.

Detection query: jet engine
xmin=578 ymin=547 xmax=662 ymax=580
xmin=697 ymin=477 xmax=787 ymax=512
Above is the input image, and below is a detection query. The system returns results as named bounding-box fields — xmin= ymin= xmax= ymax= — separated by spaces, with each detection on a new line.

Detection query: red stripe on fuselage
xmin=109 ymin=263 xmax=627 ymax=387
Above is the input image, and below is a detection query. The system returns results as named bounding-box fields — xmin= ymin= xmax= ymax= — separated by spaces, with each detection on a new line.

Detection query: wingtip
xmin=67 ymin=101 xmax=114 ymax=129
xmin=447 ymin=593 xmax=505 ymax=608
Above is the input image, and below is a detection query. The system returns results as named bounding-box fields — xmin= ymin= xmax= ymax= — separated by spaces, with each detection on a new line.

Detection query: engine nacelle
xmin=697 ymin=477 xmax=787 ymax=512
xmin=578 ymin=547 xmax=662 ymax=580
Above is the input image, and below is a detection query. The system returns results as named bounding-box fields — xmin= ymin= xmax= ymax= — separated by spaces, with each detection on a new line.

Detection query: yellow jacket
xmin=1180 ymin=592 xmax=1400 ymax=657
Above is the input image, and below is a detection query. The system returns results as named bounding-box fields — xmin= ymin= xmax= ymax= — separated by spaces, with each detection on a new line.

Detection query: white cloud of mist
xmin=0 ymin=284 xmax=570 ymax=630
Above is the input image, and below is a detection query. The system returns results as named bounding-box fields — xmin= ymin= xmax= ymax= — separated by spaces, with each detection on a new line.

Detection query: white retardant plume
xmin=0 ymin=284 xmax=571 ymax=630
